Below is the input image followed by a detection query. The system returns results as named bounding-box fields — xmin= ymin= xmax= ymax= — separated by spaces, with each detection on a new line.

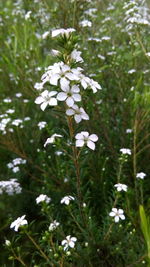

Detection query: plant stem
xmin=26 ymin=232 xmax=51 ymax=265
xmin=11 ymin=248 xmax=27 ymax=267
xmin=67 ymin=117 xmax=84 ymax=222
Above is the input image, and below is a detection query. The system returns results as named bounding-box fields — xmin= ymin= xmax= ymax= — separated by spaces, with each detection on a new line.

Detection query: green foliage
xmin=139 ymin=205 xmax=150 ymax=265
xmin=0 ymin=0 xmax=150 ymax=266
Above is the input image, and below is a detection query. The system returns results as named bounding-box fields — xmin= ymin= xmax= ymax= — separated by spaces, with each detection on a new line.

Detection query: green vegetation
xmin=0 ymin=0 xmax=150 ymax=266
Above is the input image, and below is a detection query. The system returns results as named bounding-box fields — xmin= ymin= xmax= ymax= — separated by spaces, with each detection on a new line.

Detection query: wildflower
xmin=35 ymin=90 xmax=58 ymax=111
xmin=109 ymin=208 xmax=125 ymax=223
xmin=61 ymin=235 xmax=77 ymax=250
xmin=57 ymin=84 xmax=81 ymax=107
xmin=0 ymin=179 xmax=22 ymax=195
xmin=42 ymin=31 xmax=49 ymax=39
xmin=34 ymin=82 xmax=44 ymax=91
xmin=71 ymin=49 xmax=83 ymax=63
xmin=66 ymin=104 xmax=89 ymax=123
xmin=25 ymin=11 xmax=32 ymax=20
xmin=126 ymin=128 xmax=132 ymax=133
xmin=61 ymin=195 xmax=75 ymax=205
xmin=38 ymin=121 xmax=47 ymax=130
xmin=49 ymin=220 xmax=60 ymax=231
xmin=114 ymin=183 xmax=128 ymax=192
xmin=5 ymin=240 xmax=11 ymax=246
xmin=52 ymin=28 xmax=75 ymax=38
xmin=10 ymin=215 xmax=28 ymax=231
xmin=44 ymin=134 xmax=63 ymax=147
xmin=36 ymin=194 xmax=51 ymax=204
xmin=120 ymin=148 xmax=131 ymax=155
xmin=136 ymin=172 xmax=146 ymax=179
xmin=79 ymin=19 xmax=92 ymax=27
xmin=75 ymin=131 xmax=98 ymax=150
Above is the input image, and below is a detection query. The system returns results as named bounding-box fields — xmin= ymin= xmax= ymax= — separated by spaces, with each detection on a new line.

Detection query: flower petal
xmin=89 ymin=134 xmax=98 ymax=142
xmin=41 ymin=102 xmax=48 ymax=111
xmin=87 ymin=140 xmax=95 ymax=150
xmin=76 ymin=140 xmax=84 ymax=147
xmin=49 ymin=98 xmax=57 ymax=106
xmin=57 ymin=92 xmax=67 ymax=101
xmin=66 ymin=97 xmax=74 ymax=107
xmin=114 ymin=216 xmax=120 ymax=223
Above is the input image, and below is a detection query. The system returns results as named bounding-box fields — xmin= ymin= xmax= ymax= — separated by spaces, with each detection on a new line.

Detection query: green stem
xmin=26 ymin=232 xmax=51 ymax=265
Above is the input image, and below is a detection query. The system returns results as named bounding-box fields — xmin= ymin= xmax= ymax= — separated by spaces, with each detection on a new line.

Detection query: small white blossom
xmin=136 ymin=172 xmax=146 ymax=179
xmin=5 ymin=240 xmax=11 ymax=246
xmin=25 ymin=11 xmax=32 ymax=20
xmin=52 ymin=28 xmax=75 ymax=38
xmin=42 ymin=31 xmax=49 ymax=39
xmin=57 ymin=84 xmax=81 ymax=107
xmin=44 ymin=134 xmax=63 ymax=147
xmin=114 ymin=183 xmax=128 ymax=192
xmin=34 ymin=82 xmax=44 ymax=91
xmin=71 ymin=49 xmax=83 ymax=63
xmin=61 ymin=235 xmax=77 ymax=251
xmin=35 ymin=90 xmax=58 ymax=111
xmin=75 ymin=131 xmax=98 ymax=150
xmin=66 ymin=104 xmax=89 ymax=123
xmin=36 ymin=194 xmax=51 ymax=204
xmin=79 ymin=19 xmax=92 ymax=27
xmin=126 ymin=128 xmax=132 ymax=133
xmin=49 ymin=220 xmax=60 ymax=231
xmin=128 ymin=69 xmax=136 ymax=74
xmin=120 ymin=148 xmax=131 ymax=155
xmin=109 ymin=208 xmax=125 ymax=223
xmin=12 ymin=166 xmax=20 ymax=173
xmin=38 ymin=121 xmax=47 ymax=130
xmin=61 ymin=195 xmax=75 ymax=205
xmin=10 ymin=215 xmax=28 ymax=232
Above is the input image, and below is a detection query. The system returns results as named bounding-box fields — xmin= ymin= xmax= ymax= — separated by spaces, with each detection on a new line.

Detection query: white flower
xmin=36 ymin=194 xmax=51 ymax=204
xmin=44 ymin=134 xmax=63 ymax=147
xmin=12 ymin=166 xmax=20 ymax=173
xmin=66 ymin=104 xmax=89 ymax=123
xmin=10 ymin=215 xmax=28 ymax=231
xmin=61 ymin=235 xmax=77 ymax=251
xmin=38 ymin=121 xmax=47 ymax=130
xmin=57 ymin=84 xmax=81 ymax=107
xmin=61 ymin=195 xmax=75 ymax=205
xmin=79 ymin=19 xmax=92 ymax=27
xmin=5 ymin=240 xmax=11 ymax=246
xmin=126 ymin=128 xmax=132 ymax=133
xmin=114 ymin=183 xmax=128 ymax=192
xmin=146 ymin=52 xmax=150 ymax=57
xmin=71 ymin=49 xmax=83 ymax=63
xmin=42 ymin=31 xmax=49 ymax=39
xmin=128 ymin=69 xmax=136 ymax=74
xmin=45 ymin=62 xmax=80 ymax=89
xmin=136 ymin=172 xmax=146 ymax=179
xmin=52 ymin=28 xmax=75 ymax=38
xmin=49 ymin=220 xmax=60 ymax=231
xmin=51 ymin=49 xmax=60 ymax=56
xmin=25 ymin=11 xmax=32 ymax=20
xmin=120 ymin=148 xmax=131 ymax=155
xmin=35 ymin=90 xmax=58 ymax=111
xmin=34 ymin=82 xmax=44 ymax=91
xmin=109 ymin=208 xmax=125 ymax=223
xmin=75 ymin=131 xmax=98 ymax=150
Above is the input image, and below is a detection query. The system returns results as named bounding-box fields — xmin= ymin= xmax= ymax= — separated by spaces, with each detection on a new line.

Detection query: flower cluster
xmin=0 ymin=179 xmax=22 ymax=195
xmin=35 ymin=28 xmax=100 ymax=151
xmin=123 ymin=0 xmax=150 ymax=33
xmin=36 ymin=194 xmax=51 ymax=204
xmin=7 ymin=158 xmax=26 ymax=173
